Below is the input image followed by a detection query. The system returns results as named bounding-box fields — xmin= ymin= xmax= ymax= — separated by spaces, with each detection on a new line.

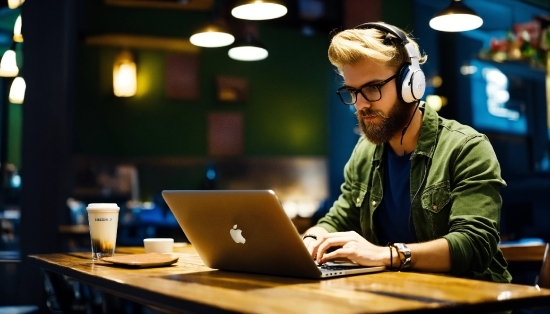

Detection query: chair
xmin=499 ymin=242 xmax=547 ymax=287
xmin=536 ymin=243 xmax=550 ymax=289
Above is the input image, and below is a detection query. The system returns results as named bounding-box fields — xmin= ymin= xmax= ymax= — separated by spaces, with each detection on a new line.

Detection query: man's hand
xmin=312 ymin=231 xmax=387 ymax=266
xmin=303 ymin=228 xmax=452 ymax=271
xmin=301 ymin=226 xmax=329 ymax=259
xmin=303 ymin=236 xmax=319 ymax=259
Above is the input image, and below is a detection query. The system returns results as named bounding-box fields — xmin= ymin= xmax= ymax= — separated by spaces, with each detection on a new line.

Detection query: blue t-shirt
xmin=373 ymin=145 xmax=417 ymax=245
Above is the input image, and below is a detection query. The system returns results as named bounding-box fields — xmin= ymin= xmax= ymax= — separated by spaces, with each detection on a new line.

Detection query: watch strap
xmin=302 ymin=234 xmax=318 ymax=241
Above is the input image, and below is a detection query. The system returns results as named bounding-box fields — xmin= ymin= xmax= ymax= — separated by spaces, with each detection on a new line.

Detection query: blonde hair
xmin=328 ymin=26 xmax=427 ymax=75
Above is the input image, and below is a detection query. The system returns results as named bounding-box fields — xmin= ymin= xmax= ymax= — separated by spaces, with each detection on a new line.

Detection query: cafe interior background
xmin=1 ymin=0 xmax=550 ymax=311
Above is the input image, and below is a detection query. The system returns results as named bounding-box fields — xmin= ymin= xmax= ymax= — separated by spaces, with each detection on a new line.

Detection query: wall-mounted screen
xmin=469 ymin=59 xmax=529 ymax=135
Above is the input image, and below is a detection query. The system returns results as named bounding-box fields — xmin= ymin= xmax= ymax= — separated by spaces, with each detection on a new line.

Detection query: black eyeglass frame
xmin=336 ymin=73 xmax=398 ymax=105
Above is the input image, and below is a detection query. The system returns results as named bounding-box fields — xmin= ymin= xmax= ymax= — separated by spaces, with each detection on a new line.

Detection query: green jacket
xmin=317 ymin=103 xmax=512 ymax=283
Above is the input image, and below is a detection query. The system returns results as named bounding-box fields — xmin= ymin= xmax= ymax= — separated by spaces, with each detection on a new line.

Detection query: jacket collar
xmin=414 ymin=102 xmax=437 ymax=159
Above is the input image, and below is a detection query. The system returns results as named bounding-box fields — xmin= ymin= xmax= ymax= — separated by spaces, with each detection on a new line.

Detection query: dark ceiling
xmin=261 ymin=0 xmax=343 ymax=35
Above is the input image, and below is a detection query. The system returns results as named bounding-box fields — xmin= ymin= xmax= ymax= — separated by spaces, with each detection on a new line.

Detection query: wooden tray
xmin=101 ymin=253 xmax=179 ymax=268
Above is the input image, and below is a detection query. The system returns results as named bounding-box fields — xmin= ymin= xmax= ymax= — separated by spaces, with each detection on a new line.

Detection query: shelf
xmin=85 ymin=34 xmax=200 ymax=54
xmin=105 ymin=0 xmax=213 ymax=11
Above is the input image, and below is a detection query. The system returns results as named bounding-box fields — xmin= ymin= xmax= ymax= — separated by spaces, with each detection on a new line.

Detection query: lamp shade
xmin=8 ymin=0 xmax=24 ymax=9
xmin=113 ymin=50 xmax=137 ymax=97
xmin=231 ymin=0 xmax=287 ymax=20
xmin=190 ymin=23 xmax=235 ymax=48
xmin=429 ymin=0 xmax=483 ymax=32
xmin=0 ymin=49 xmax=19 ymax=77
xmin=228 ymin=35 xmax=268 ymax=61
xmin=9 ymin=76 xmax=26 ymax=104
xmin=13 ymin=15 xmax=23 ymax=43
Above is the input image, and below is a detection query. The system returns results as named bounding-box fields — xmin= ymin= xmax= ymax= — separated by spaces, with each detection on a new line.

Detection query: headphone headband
xmin=353 ymin=22 xmax=409 ymax=45
xmin=352 ymin=22 xmax=420 ymax=67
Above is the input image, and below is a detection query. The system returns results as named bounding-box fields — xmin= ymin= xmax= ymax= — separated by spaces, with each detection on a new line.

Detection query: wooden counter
xmin=27 ymin=245 xmax=550 ymax=313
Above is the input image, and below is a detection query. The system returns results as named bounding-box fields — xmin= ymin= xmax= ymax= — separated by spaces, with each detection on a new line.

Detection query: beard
xmin=356 ymin=99 xmax=414 ymax=145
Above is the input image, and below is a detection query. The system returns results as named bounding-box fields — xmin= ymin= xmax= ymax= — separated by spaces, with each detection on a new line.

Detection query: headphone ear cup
xmin=398 ymin=65 xmax=413 ymax=103
xmin=398 ymin=65 xmax=426 ymax=103
xmin=410 ymin=69 xmax=426 ymax=101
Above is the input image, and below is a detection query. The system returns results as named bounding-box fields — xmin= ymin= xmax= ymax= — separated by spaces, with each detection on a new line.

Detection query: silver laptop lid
xmin=162 ymin=190 xmax=323 ymax=278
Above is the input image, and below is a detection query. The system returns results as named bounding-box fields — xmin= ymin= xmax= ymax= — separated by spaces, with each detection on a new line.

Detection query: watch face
xmin=394 ymin=243 xmax=411 ymax=268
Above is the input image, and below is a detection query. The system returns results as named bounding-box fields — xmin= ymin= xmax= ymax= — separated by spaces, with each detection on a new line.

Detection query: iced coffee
xmin=86 ymin=203 xmax=120 ymax=260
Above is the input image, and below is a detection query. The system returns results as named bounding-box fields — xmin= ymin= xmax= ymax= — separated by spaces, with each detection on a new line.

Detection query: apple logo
xmin=230 ymin=224 xmax=246 ymax=244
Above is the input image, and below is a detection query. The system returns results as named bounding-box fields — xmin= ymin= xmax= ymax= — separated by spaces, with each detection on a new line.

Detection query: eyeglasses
xmin=336 ymin=73 xmax=398 ymax=105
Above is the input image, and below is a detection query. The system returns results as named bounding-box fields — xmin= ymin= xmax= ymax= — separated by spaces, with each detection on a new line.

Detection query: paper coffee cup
xmin=86 ymin=203 xmax=120 ymax=260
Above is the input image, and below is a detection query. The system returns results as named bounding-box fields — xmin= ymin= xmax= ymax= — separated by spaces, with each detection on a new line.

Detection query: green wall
xmin=0 ymin=1 xmax=415 ymax=168
xmin=75 ymin=2 xmax=330 ymax=158
xmin=382 ymin=0 xmax=415 ymax=32
xmin=7 ymin=103 xmax=22 ymax=168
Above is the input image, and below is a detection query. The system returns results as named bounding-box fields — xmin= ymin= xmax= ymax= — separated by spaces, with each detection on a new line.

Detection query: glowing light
xmin=190 ymin=31 xmax=235 ymax=48
xmin=231 ymin=1 xmax=287 ymax=20
xmin=9 ymin=77 xmax=26 ymax=104
xmin=228 ymin=46 xmax=268 ymax=61
xmin=113 ymin=50 xmax=137 ymax=97
xmin=0 ymin=50 xmax=19 ymax=77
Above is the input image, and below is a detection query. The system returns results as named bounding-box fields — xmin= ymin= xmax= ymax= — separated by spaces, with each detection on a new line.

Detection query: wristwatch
xmin=394 ymin=243 xmax=411 ymax=269
xmin=302 ymin=234 xmax=317 ymax=241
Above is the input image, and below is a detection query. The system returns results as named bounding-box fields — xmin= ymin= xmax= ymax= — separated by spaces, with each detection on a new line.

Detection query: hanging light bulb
xmin=231 ymin=0 xmax=287 ymax=20
xmin=113 ymin=49 xmax=137 ymax=97
xmin=13 ymin=15 xmax=23 ymax=43
xmin=9 ymin=76 xmax=26 ymax=104
xmin=8 ymin=0 xmax=24 ymax=9
xmin=0 ymin=48 xmax=19 ymax=77
xmin=429 ymin=0 xmax=483 ymax=32
xmin=228 ymin=34 xmax=268 ymax=61
xmin=190 ymin=23 xmax=235 ymax=48
xmin=191 ymin=0 xmax=235 ymax=48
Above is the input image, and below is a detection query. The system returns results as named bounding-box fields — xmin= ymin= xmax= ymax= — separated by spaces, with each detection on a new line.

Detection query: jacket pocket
xmin=351 ymin=182 xmax=367 ymax=207
xmin=421 ymin=181 xmax=451 ymax=213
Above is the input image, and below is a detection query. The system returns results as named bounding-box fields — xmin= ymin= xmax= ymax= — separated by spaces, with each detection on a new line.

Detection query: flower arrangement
xmin=480 ymin=15 xmax=550 ymax=70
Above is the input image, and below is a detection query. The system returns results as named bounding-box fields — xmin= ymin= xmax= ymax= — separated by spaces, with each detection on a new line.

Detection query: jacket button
xmin=356 ymin=197 xmax=361 ymax=203
xmin=432 ymin=205 xmax=438 ymax=211
xmin=372 ymin=201 xmax=377 ymax=207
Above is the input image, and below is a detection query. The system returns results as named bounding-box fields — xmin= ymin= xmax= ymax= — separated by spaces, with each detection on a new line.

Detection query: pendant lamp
xmin=113 ymin=49 xmax=137 ymax=97
xmin=0 ymin=47 xmax=19 ymax=77
xmin=9 ymin=76 xmax=26 ymax=104
xmin=13 ymin=15 xmax=23 ymax=43
xmin=228 ymin=34 xmax=268 ymax=61
xmin=231 ymin=0 xmax=287 ymax=20
xmin=190 ymin=0 xmax=235 ymax=48
xmin=8 ymin=0 xmax=24 ymax=9
xmin=429 ymin=0 xmax=483 ymax=32
xmin=190 ymin=23 xmax=235 ymax=48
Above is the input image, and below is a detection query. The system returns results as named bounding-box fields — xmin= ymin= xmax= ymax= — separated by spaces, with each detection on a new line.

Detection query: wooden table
xmin=28 ymin=245 xmax=550 ymax=313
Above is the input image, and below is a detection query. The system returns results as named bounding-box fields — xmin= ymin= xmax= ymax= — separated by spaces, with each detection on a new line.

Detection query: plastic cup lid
xmin=144 ymin=238 xmax=174 ymax=243
xmin=86 ymin=203 xmax=120 ymax=211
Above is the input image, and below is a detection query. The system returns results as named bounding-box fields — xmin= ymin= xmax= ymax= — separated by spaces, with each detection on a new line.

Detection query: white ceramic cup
xmin=86 ymin=203 xmax=120 ymax=261
xmin=144 ymin=238 xmax=174 ymax=253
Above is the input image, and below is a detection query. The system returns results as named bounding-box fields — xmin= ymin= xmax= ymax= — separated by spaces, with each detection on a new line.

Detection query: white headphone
xmin=354 ymin=22 xmax=426 ymax=104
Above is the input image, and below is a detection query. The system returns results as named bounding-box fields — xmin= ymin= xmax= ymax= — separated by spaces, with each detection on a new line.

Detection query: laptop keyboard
xmin=318 ymin=264 xmax=352 ymax=271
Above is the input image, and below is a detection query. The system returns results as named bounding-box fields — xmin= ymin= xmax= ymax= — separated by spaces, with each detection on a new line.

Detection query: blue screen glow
xmin=470 ymin=59 xmax=527 ymax=135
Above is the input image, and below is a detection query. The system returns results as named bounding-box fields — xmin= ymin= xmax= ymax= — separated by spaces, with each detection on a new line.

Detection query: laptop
xmin=161 ymin=190 xmax=385 ymax=279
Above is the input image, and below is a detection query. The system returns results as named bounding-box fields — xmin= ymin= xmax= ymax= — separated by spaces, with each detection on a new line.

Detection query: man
xmin=302 ymin=22 xmax=511 ymax=283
